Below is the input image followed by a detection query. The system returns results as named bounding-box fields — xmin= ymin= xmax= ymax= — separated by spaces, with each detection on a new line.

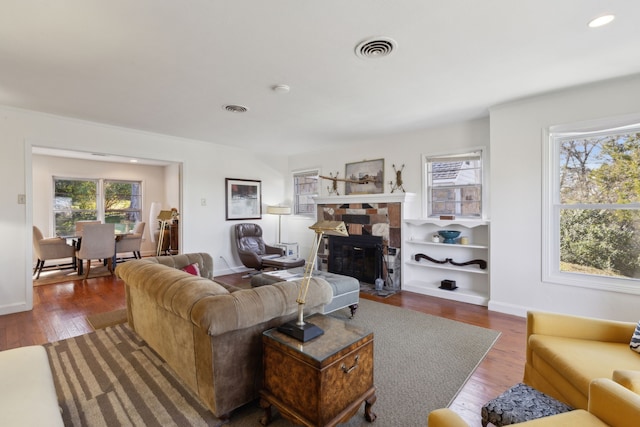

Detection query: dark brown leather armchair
xmin=234 ymin=223 xmax=284 ymax=270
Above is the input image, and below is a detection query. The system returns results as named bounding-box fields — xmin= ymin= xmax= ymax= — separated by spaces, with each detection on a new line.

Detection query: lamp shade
xmin=266 ymin=205 xmax=291 ymax=215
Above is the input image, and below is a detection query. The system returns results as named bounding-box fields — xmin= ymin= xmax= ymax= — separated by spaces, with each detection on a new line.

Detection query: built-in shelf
xmin=405 ymin=239 xmax=488 ymax=250
xmin=403 ymin=280 xmax=489 ymax=306
xmin=402 ymin=218 xmax=490 ymax=306
xmin=405 ymin=259 xmax=488 ymax=274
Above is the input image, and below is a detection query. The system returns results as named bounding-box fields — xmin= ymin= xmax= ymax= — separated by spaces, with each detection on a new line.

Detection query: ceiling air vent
xmin=223 ymin=104 xmax=248 ymax=113
xmin=355 ymin=37 xmax=397 ymax=59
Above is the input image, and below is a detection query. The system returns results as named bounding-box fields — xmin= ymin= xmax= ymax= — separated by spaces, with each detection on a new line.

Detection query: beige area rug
xmin=46 ymin=299 xmax=500 ymax=427
xmin=86 ymin=308 xmax=128 ymax=330
xmin=33 ymin=265 xmax=114 ymax=286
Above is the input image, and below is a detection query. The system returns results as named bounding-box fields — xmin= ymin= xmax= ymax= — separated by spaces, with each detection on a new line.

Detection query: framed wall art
xmin=345 ymin=158 xmax=385 ymax=195
xmin=225 ymin=178 xmax=262 ymax=220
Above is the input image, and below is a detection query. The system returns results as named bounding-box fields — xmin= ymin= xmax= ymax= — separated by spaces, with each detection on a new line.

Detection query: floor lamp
xmin=266 ymin=205 xmax=291 ymax=243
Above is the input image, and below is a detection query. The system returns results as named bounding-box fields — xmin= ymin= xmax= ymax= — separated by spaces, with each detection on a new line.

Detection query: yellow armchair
xmin=524 ymin=311 xmax=639 ymax=409
xmin=428 ymin=378 xmax=640 ymax=427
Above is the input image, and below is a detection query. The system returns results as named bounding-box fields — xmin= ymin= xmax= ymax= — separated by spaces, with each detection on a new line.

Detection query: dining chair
xmin=115 ymin=221 xmax=146 ymax=261
xmin=75 ymin=220 xmax=101 ymax=235
xmin=32 ymin=226 xmax=76 ymax=279
xmin=75 ymin=223 xmax=116 ymax=279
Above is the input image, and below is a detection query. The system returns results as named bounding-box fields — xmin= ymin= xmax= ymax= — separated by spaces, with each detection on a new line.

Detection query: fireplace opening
xmin=328 ymin=235 xmax=383 ymax=284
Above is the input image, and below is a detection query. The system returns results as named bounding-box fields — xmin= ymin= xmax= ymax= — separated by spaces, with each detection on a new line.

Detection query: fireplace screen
xmin=328 ymin=235 xmax=383 ymax=284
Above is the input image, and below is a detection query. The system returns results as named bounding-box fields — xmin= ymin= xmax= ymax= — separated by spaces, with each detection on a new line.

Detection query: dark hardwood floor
xmin=0 ymin=273 xmax=525 ymax=426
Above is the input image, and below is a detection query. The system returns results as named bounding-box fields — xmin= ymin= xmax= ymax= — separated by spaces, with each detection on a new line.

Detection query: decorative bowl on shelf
xmin=438 ymin=230 xmax=461 ymax=244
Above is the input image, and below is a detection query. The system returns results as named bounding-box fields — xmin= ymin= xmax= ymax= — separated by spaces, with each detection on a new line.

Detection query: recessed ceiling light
xmin=588 ymin=14 xmax=615 ymax=28
xmin=272 ymin=84 xmax=290 ymax=93
xmin=223 ymin=104 xmax=249 ymax=113
xmin=129 ymin=159 xmax=138 ymax=163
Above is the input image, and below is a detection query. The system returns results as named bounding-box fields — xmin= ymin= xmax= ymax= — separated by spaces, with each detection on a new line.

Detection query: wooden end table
xmin=260 ymin=314 xmax=376 ymax=427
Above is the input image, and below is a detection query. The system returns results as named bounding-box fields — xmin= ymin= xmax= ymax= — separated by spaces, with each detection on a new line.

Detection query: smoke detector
xmin=223 ymin=104 xmax=249 ymax=113
xmin=355 ymin=37 xmax=397 ymax=59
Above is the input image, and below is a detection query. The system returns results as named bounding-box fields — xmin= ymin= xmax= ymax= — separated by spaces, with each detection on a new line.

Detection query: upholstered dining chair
xmin=75 ymin=220 xmax=101 ymax=233
xmin=234 ymin=223 xmax=284 ymax=271
xmin=75 ymin=223 xmax=116 ymax=279
xmin=115 ymin=221 xmax=146 ymax=261
xmin=32 ymin=226 xmax=76 ymax=279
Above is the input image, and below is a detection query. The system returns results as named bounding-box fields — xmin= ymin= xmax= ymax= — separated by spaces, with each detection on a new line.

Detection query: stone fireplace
xmin=314 ymin=193 xmax=414 ymax=288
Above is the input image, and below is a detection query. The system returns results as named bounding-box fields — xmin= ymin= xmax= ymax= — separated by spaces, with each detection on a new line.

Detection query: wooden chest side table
xmin=260 ymin=314 xmax=376 ymax=427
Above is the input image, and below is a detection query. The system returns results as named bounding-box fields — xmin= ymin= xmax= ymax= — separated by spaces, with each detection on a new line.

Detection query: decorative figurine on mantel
xmin=389 ymin=163 xmax=405 ymax=193
xmin=325 ymin=172 xmax=340 ymax=195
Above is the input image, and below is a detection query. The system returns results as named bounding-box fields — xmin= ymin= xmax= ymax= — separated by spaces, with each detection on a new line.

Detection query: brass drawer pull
xmin=341 ymin=355 xmax=360 ymax=374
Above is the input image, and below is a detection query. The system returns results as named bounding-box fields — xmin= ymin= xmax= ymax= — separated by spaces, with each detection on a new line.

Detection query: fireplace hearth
xmin=328 ymin=235 xmax=383 ymax=284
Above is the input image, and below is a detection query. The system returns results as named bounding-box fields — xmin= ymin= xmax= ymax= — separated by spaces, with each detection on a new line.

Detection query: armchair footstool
xmin=261 ymin=256 xmax=305 ymax=270
xmin=481 ymin=383 xmax=573 ymax=427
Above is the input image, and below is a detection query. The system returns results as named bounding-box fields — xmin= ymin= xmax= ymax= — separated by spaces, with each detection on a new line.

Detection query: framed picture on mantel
xmin=345 ymin=159 xmax=384 ymax=195
xmin=225 ymin=178 xmax=262 ymax=220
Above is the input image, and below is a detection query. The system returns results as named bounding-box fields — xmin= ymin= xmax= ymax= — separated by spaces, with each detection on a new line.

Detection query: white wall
xmin=0 ymin=106 xmax=286 ymax=315
xmin=490 ymin=74 xmax=640 ymax=321
xmin=31 ymin=154 xmax=170 ymax=257
xmin=286 ymin=118 xmax=491 ymax=261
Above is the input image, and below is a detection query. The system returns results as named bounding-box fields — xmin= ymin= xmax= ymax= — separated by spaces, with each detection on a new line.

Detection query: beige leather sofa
xmin=115 ymin=253 xmax=333 ymax=420
xmin=0 ymin=345 xmax=64 ymax=426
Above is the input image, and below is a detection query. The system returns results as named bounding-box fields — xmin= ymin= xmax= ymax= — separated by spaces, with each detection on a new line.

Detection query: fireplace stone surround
xmin=314 ymin=193 xmax=415 ymax=288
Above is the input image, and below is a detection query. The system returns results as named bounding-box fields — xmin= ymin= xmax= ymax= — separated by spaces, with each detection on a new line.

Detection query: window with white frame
xmin=424 ymin=149 xmax=484 ymax=218
xmin=293 ymin=169 xmax=319 ymax=216
xmin=544 ymin=123 xmax=640 ymax=292
xmin=53 ymin=177 xmax=142 ymax=236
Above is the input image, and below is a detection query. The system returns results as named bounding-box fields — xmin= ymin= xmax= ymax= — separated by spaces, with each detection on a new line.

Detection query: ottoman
xmin=251 ymin=267 xmax=359 ymax=317
xmin=261 ymin=256 xmax=305 ymax=270
xmin=481 ymin=383 xmax=573 ymax=427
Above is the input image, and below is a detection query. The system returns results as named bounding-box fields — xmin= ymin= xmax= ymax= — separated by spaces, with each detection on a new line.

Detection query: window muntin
xmin=425 ymin=150 xmax=483 ymax=218
xmin=293 ymin=169 xmax=319 ymax=216
xmin=53 ymin=178 xmax=142 ymax=236
xmin=548 ymin=125 xmax=640 ymax=286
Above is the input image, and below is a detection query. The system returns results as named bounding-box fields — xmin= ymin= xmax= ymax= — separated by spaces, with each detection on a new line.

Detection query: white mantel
xmin=314 ymin=192 xmax=416 ymax=205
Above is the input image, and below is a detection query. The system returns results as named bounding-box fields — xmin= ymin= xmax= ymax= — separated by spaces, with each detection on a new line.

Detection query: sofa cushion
xmin=181 ymin=263 xmax=201 ymax=276
xmin=630 ymin=321 xmax=640 ymax=353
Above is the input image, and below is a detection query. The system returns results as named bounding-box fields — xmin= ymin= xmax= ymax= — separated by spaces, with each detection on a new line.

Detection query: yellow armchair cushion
xmin=529 ymin=335 xmax=640 ymax=397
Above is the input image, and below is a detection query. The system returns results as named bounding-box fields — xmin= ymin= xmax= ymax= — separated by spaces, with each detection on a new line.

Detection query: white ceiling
xmin=3 ymin=1 xmax=640 ymax=156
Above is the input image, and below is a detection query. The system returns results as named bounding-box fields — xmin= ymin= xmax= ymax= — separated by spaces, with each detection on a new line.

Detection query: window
xmin=545 ymin=122 xmax=640 ymax=291
xmin=293 ymin=169 xmax=319 ymax=216
xmin=424 ymin=149 xmax=484 ymax=218
xmin=54 ymin=178 xmax=98 ymax=236
xmin=104 ymin=180 xmax=142 ymax=233
xmin=53 ymin=178 xmax=142 ymax=236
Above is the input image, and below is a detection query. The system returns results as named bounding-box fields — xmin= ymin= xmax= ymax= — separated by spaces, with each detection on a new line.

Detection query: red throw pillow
xmin=181 ymin=263 xmax=200 ymax=276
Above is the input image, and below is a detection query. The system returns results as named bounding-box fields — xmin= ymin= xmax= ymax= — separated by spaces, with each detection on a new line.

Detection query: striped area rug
xmin=45 ymin=324 xmax=221 ymax=427
xmin=45 ymin=300 xmax=500 ymax=426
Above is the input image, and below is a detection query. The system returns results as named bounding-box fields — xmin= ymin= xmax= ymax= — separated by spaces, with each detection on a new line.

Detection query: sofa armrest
xmin=191 ymin=277 xmax=333 ymax=336
xmin=265 ymin=244 xmax=284 ymax=256
xmin=427 ymin=408 xmax=470 ymax=427
xmin=589 ymin=378 xmax=640 ymax=427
